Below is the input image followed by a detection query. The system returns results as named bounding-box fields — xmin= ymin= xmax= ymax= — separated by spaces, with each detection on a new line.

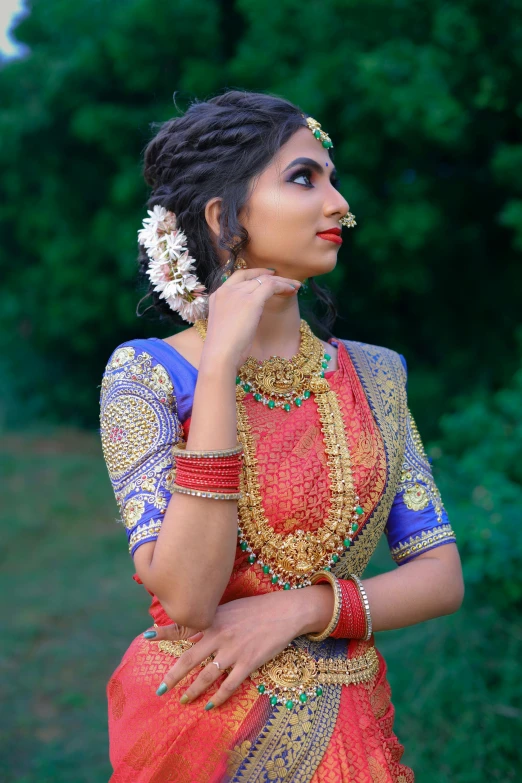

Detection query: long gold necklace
xmin=193 ymin=319 xmax=365 ymax=589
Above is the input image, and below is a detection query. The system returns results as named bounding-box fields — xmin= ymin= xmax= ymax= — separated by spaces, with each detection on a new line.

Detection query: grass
xmin=1 ymin=430 xmax=520 ymax=782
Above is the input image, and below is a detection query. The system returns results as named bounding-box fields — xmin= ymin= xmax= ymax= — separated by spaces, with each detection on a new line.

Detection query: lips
xmin=317 ymin=229 xmax=343 ymax=245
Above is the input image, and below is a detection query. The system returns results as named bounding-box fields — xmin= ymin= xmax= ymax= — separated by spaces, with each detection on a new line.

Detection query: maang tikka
xmin=304 ymin=115 xmax=357 ymax=229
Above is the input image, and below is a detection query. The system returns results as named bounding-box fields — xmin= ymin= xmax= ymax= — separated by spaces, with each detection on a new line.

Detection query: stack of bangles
xmin=306 ymin=570 xmax=373 ymax=642
xmin=171 ymin=443 xmax=243 ymax=500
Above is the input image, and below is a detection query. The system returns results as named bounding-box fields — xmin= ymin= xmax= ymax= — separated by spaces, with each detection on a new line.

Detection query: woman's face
xmin=239 ymin=126 xmax=350 ymax=280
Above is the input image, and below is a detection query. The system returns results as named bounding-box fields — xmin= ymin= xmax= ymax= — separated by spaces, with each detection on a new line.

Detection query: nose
xmin=325 ymin=185 xmax=349 ymax=220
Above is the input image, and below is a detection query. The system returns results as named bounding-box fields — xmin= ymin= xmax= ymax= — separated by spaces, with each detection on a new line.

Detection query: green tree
xmin=1 ymin=0 xmax=521 ymax=434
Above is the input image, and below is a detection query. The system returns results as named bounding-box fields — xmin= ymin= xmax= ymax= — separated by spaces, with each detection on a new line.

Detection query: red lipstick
xmin=316 ymin=227 xmax=343 ymax=245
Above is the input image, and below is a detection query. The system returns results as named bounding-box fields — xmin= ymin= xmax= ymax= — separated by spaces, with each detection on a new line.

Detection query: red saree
xmin=105 ymin=338 xmax=414 ymax=782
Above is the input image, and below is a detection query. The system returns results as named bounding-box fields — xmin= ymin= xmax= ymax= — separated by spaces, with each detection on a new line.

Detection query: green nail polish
xmin=156 ymin=682 xmax=168 ymax=696
xmin=143 ymin=630 xmax=157 ymax=639
xmin=267 ymin=267 xmax=276 ymax=271
xmin=204 ymin=701 xmax=215 ymax=711
xmin=180 ymin=694 xmax=189 ymax=704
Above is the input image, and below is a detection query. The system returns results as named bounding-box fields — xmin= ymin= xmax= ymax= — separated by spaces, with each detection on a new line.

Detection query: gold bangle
xmin=349 ymin=574 xmax=373 ymax=641
xmin=171 ymin=483 xmax=241 ymax=501
xmin=172 ymin=443 xmax=243 ymax=459
xmin=305 ymin=570 xmax=342 ymax=642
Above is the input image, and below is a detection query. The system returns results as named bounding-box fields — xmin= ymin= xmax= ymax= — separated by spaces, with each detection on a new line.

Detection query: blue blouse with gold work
xmin=99 ymin=336 xmax=456 ymax=569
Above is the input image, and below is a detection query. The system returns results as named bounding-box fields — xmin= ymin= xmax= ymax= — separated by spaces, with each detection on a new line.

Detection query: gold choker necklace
xmin=194 ymin=319 xmax=365 ymax=588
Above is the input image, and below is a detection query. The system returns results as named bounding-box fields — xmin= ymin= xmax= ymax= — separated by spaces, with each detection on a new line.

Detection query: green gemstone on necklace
xmin=352 ymin=522 xmax=358 ymax=532
xmin=242 ymin=383 xmax=251 ymax=392
xmin=236 ymin=376 xmax=241 ymax=385
xmin=268 ymin=400 xmax=275 ymax=410
xmin=284 ymin=403 xmax=291 ymax=412
xmin=270 ymin=696 xmax=278 ymax=706
xmin=314 ymin=130 xmax=321 ymax=139
xmin=304 ymin=390 xmax=311 ymax=399
xmin=283 ymin=582 xmax=291 ymax=590
xmin=332 ymin=553 xmax=340 ymax=563
xmin=320 ymin=371 xmax=325 ymax=378
xmin=343 ymin=539 xmax=351 ymax=548
xmin=294 ymin=398 xmax=302 ymax=407
xmin=324 ymin=566 xmax=331 ymax=572
xmin=316 ymin=687 xmax=323 ymax=696
xmin=240 ymin=541 xmax=248 ymax=551
xmin=254 ymin=393 xmax=262 ymax=402
xmin=322 ymin=140 xmax=332 ymax=148
xmin=262 ymin=565 xmax=270 ymax=574
xmin=285 ymin=700 xmax=294 ymax=710
xmin=271 ymin=574 xmax=279 ymax=584
xmin=356 ymin=506 xmax=364 ymax=515
xmin=248 ymin=554 xmax=256 ymax=563
xmin=324 ymin=353 xmax=331 ymax=361
xmin=257 ymin=684 xmax=266 ymax=694
xmin=299 ymin=693 xmax=308 ymax=703
xmin=322 ymin=361 xmax=328 ymax=369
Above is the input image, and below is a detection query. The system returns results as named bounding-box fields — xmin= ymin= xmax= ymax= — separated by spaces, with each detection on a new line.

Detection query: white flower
xmin=139 ymin=206 xmax=208 ymax=324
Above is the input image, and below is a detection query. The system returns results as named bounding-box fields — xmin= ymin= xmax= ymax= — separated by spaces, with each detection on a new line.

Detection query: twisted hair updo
xmin=138 ymin=90 xmax=338 ymax=335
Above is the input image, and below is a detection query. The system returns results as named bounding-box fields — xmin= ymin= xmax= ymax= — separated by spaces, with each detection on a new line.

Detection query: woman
xmin=100 ymin=90 xmax=464 ymax=782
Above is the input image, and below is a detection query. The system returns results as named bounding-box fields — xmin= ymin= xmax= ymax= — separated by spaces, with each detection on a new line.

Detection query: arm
xmin=297 ymin=543 xmax=464 ymax=638
xmin=134 ymin=354 xmax=240 ymax=629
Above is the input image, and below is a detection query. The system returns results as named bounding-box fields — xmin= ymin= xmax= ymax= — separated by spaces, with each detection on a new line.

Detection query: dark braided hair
xmin=138 ymin=90 xmax=339 ymax=336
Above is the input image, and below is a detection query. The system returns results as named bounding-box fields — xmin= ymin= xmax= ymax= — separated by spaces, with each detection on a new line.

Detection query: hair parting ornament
xmin=138 ymin=114 xmax=356 ymax=323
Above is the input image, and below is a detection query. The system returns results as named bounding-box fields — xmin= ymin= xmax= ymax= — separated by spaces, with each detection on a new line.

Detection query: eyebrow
xmin=282 ymin=157 xmax=338 ymax=179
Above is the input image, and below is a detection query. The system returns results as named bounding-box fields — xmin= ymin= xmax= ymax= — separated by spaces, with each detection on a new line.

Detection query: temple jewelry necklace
xmin=194 ymin=319 xmax=365 ymax=589
xmin=235 ymin=320 xmax=329 ymax=411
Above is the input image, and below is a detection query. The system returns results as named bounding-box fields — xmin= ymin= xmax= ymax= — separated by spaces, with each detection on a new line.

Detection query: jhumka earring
xmin=221 ymin=256 xmax=247 ymax=284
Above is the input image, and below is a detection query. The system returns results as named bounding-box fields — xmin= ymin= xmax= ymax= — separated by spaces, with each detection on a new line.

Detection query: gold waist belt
xmin=156 ymin=639 xmax=379 ymax=711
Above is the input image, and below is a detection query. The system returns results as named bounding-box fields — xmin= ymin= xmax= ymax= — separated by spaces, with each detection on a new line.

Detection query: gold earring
xmin=233 ymin=256 xmax=248 ymax=270
xmin=340 ymin=212 xmax=357 ymax=229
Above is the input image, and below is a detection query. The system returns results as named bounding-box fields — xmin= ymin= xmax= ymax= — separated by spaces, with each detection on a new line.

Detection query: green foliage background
xmin=1 ymin=0 xmax=521 ymax=780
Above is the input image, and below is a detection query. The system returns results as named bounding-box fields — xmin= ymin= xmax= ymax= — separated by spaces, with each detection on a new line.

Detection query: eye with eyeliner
xmin=288 ymin=166 xmax=341 ymax=189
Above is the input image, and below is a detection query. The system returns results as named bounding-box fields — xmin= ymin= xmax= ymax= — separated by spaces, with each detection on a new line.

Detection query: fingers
xmin=226 ymin=267 xmax=302 ymax=293
xmin=143 ymin=623 xmax=202 ymax=642
xmin=155 ymin=644 xmax=212 ymax=695
xmin=246 ymin=275 xmax=301 ymax=297
xmin=200 ymin=667 xmax=247 ymax=710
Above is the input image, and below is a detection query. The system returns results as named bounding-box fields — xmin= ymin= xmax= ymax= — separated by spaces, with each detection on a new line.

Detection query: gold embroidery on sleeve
xmin=100 ymin=348 xmax=183 ymax=552
xmin=390 ymin=523 xmax=456 ymax=563
xmin=396 ymin=409 xmax=447 ymax=524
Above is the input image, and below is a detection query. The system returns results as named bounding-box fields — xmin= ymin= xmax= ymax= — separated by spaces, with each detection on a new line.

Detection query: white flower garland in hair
xmin=138 ymin=205 xmax=209 ymax=323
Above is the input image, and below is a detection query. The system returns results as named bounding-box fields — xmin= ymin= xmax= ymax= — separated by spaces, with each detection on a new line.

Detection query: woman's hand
xmin=202 ymin=267 xmax=303 ymax=371
xmin=145 ymin=590 xmax=308 ymax=709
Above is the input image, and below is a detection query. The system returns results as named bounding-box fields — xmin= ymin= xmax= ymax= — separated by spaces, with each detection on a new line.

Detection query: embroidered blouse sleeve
xmin=385 ymin=356 xmax=456 ymax=565
xmin=99 ymin=343 xmax=184 ymax=556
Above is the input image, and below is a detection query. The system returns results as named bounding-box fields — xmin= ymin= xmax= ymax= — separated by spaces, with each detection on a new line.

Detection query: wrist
xmin=199 ymin=345 xmax=238 ymax=376
xmin=295 ymin=584 xmax=335 ymax=637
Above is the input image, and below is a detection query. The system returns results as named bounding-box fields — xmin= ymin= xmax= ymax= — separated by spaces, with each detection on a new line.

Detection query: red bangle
xmin=330 ymin=578 xmax=367 ymax=639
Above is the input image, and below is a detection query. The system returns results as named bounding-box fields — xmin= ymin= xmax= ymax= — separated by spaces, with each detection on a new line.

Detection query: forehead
xmin=272 ymin=126 xmax=334 ymax=171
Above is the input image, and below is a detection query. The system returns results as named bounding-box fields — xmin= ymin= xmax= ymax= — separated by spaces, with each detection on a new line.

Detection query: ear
xmin=204 ymin=197 xmax=222 ymax=238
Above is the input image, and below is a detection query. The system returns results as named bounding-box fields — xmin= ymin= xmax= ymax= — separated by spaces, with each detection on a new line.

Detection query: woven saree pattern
xmin=104 ymin=336 xmax=419 ymax=782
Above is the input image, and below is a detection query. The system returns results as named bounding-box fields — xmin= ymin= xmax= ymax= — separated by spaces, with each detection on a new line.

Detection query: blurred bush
xmin=0 ymin=0 xmax=521 ymax=431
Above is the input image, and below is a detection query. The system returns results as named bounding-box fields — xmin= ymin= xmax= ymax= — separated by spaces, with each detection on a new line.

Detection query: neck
xmin=249 ymin=296 xmax=303 ymax=361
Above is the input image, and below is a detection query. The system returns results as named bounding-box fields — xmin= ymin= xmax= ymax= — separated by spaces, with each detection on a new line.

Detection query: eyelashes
xmin=289 ymin=167 xmax=342 ymax=189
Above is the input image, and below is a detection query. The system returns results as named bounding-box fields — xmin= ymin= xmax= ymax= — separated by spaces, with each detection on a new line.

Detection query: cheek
xmin=246 ymin=188 xmax=316 ymax=245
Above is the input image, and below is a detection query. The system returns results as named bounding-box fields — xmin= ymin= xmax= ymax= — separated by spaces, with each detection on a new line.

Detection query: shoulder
xmin=339 ymin=338 xmax=407 ymax=385
xmin=100 ymin=338 xmax=176 ymax=407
